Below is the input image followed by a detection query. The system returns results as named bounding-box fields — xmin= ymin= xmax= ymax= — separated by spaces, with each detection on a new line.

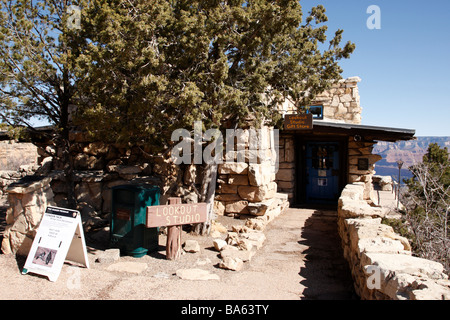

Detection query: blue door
xmin=305 ymin=142 xmax=340 ymax=204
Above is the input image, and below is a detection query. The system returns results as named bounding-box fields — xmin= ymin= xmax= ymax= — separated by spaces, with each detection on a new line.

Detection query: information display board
xmin=22 ymin=206 xmax=89 ymax=282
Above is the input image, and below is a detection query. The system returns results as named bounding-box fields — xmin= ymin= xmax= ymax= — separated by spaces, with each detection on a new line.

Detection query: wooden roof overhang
xmin=282 ymin=121 xmax=416 ymax=143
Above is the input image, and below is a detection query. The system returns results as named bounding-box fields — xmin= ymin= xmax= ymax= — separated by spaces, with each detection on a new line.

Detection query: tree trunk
xmin=166 ymin=197 xmax=182 ymax=260
xmin=58 ymin=79 xmax=76 ymax=210
xmin=193 ymin=162 xmax=218 ymax=235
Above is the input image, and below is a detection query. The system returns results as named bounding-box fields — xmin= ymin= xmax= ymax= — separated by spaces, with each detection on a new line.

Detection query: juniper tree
xmin=72 ymin=0 xmax=354 ymax=233
xmin=74 ymin=1 xmax=354 ymax=144
xmin=0 ymin=0 xmax=83 ymax=208
xmin=1 ymin=0 xmax=355 ymax=230
xmin=403 ymin=143 xmax=450 ymax=273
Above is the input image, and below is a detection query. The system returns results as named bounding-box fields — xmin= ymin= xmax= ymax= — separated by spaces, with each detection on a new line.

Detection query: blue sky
xmin=300 ymin=0 xmax=450 ymax=136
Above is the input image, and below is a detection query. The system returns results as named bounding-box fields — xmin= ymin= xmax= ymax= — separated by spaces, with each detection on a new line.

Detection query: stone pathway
xmin=248 ymin=207 xmax=357 ymax=299
xmin=0 ymin=207 xmax=357 ymax=300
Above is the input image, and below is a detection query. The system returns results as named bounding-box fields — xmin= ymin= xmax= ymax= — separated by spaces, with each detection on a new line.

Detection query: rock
xmin=96 ymin=249 xmax=120 ymax=264
xmin=275 ymin=168 xmax=294 ymax=182
xmin=361 ymin=253 xmax=447 ymax=280
xmin=231 ymin=225 xmax=251 ymax=233
xmin=213 ymin=239 xmax=227 ymax=251
xmin=213 ymin=201 xmax=225 ymax=216
xmin=246 ymin=200 xmax=271 ymax=216
xmin=245 ymin=218 xmax=266 ymax=231
xmin=225 ymin=200 xmax=249 ymax=214
xmin=221 ymin=245 xmax=239 ymax=252
xmin=210 ymin=230 xmax=222 ymax=238
xmin=218 ymin=183 xmax=238 ymax=194
xmin=211 ymin=221 xmax=228 ymax=233
xmin=409 ymin=279 xmax=450 ymax=300
xmin=219 ymin=257 xmax=244 ymax=271
xmin=183 ymin=240 xmax=200 ymax=253
xmin=240 ymin=232 xmax=266 ymax=249
xmin=237 ymin=238 xmax=253 ymax=251
xmin=248 ymin=163 xmax=273 ymax=186
xmin=226 ymin=232 xmax=240 ymax=246
xmin=106 ymin=261 xmax=148 ymax=274
xmin=176 ymin=268 xmax=220 ymax=281
xmin=218 ymin=162 xmax=248 ymax=175
xmin=237 ymin=182 xmax=277 ymax=202
xmin=227 ymin=175 xmax=249 ymax=185
xmin=220 ymin=247 xmax=255 ymax=262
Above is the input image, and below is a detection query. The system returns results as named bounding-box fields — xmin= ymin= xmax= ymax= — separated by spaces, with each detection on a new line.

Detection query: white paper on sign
xmin=22 ymin=206 xmax=89 ymax=282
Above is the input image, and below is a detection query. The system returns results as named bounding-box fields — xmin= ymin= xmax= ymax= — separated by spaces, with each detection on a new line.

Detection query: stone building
xmin=0 ymin=76 xmax=416 ymax=255
xmin=214 ymin=76 xmax=415 ymax=214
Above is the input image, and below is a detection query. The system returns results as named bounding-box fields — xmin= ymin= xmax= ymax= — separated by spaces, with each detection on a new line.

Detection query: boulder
xmin=220 ymin=247 xmax=255 ymax=262
xmin=183 ymin=240 xmax=200 ymax=253
xmin=213 ymin=239 xmax=227 ymax=251
xmin=219 ymin=257 xmax=244 ymax=271
xmin=240 ymin=232 xmax=266 ymax=249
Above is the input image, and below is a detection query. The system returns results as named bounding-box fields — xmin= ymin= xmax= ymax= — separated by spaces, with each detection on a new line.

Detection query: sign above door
xmin=284 ymin=114 xmax=313 ymax=130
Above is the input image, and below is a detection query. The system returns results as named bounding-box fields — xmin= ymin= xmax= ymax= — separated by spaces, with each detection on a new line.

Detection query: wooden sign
xmin=284 ymin=113 xmax=313 ymax=130
xmin=146 ymin=202 xmax=207 ymax=228
xmin=22 ymin=206 xmax=89 ymax=282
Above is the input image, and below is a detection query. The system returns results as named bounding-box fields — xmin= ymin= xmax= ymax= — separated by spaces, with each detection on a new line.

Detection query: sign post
xmin=146 ymin=198 xmax=207 ymax=260
xmin=22 ymin=206 xmax=89 ymax=282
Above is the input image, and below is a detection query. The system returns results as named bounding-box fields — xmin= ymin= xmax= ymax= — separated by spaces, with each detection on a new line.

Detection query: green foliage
xmin=0 ymin=0 xmax=82 ymax=131
xmin=0 ymin=1 xmax=85 ymax=208
xmin=405 ymin=143 xmax=450 ymax=205
xmin=73 ymin=0 xmax=355 ymax=150
xmin=402 ymin=143 xmax=450 ymax=273
xmin=382 ymin=217 xmax=415 ymax=242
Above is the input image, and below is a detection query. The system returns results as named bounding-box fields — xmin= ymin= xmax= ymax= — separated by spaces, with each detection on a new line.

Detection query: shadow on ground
xmin=298 ymin=209 xmax=358 ymax=300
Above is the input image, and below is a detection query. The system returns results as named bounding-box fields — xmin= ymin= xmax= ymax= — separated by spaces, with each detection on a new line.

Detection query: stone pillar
xmin=1 ymin=175 xmax=55 ymax=255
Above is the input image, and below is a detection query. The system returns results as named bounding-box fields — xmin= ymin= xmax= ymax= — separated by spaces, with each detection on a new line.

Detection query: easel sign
xmin=22 ymin=206 xmax=90 ymax=282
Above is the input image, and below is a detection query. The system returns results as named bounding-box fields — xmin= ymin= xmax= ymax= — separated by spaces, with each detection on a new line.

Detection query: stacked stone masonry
xmin=338 ymin=183 xmax=450 ymax=300
xmin=279 ymin=76 xmax=362 ymax=124
xmin=1 ymin=175 xmax=56 ymax=255
xmin=214 ymin=126 xmax=289 ymax=219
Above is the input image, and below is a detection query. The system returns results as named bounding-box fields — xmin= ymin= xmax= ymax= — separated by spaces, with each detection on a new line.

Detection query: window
xmin=307 ymin=105 xmax=323 ymax=120
xmin=311 ymin=145 xmax=335 ymax=169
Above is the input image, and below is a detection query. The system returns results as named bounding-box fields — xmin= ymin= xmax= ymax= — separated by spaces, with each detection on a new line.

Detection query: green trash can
xmin=110 ymin=185 xmax=160 ymax=258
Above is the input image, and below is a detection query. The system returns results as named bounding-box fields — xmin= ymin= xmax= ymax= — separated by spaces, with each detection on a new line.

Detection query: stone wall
xmin=338 ymin=183 xmax=450 ymax=300
xmin=274 ymin=134 xmax=382 ymax=204
xmin=1 ymin=175 xmax=55 ymax=255
xmin=214 ymin=126 xmax=289 ymax=219
xmin=275 ymin=135 xmax=295 ymax=202
xmin=347 ymin=136 xmax=382 ymax=201
xmin=0 ymin=140 xmax=41 ymax=199
xmin=49 ymin=132 xmax=182 ymax=226
xmin=45 ymin=125 xmax=289 ymax=229
xmin=279 ymin=76 xmax=362 ymax=124
xmin=0 ymin=140 xmax=38 ymax=171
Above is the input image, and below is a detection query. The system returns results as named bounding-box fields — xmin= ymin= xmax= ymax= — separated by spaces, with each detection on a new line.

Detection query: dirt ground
xmin=0 ymin=206 xmax=357 ymax=301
